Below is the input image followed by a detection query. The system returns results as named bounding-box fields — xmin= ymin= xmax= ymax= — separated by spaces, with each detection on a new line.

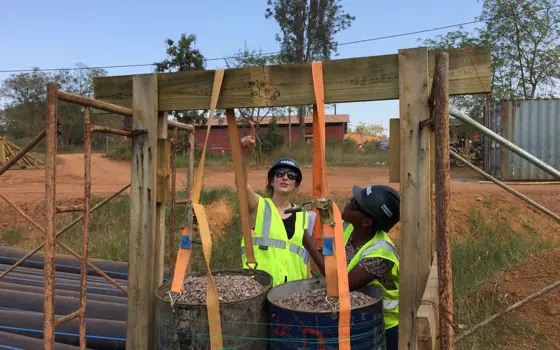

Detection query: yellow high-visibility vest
xmin=344 ymin=222 xmax=400 ymax=330
xmin=241 ymin=196 xmax=314 ymax=287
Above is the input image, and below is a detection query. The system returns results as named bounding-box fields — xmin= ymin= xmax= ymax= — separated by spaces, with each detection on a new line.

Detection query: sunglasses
xmin=274 ymin=170 xmax=299 ymax=181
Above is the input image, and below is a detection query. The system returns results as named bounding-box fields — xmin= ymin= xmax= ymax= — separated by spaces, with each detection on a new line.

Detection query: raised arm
xmin=240 ymin=136 xmax=260 ymax=213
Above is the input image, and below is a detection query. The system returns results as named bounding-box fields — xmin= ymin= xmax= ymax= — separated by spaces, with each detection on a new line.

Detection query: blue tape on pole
xmin=322 ymin=237 xmax=334 ymax=256
xmin=180 ymin=235 xmax=191 ymax=249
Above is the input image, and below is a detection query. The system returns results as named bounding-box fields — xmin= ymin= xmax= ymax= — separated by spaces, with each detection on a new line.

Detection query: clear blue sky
xmin=0 ymin=0 xmax=484 ymax=133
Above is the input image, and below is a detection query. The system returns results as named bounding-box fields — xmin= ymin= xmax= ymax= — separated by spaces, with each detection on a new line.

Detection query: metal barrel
xmin=155 ymin=268 xmax=273 ymax=350
xmin=267 ymin=277 xmax=386 ymax=349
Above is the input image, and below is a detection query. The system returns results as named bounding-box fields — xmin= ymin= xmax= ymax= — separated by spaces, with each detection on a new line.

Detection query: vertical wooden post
xmin=128 ymin=74 xmax=158 ymax=350
xmin=154 ymin=111 xmax=169 ymax=349
xmin=398 ymin=47 xmax=432 ymax=350
xmin=169 ymin=127 xmax=178 ymax=277
xmin=433 ymin=52 xmax=454 ymax=350
xmin=44 ymin=82 xmax=58 ymax=350
xmin=187 ymin=124 xmax=195 ymax=198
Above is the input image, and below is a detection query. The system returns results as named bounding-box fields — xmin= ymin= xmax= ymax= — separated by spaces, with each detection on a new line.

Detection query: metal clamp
xmin=285 ymin=198 xmax=335 ymax=227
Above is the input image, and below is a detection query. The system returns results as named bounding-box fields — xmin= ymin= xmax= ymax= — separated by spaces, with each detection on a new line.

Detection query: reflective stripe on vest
xmin=361 ymin=240 xmax=399 ymax=261
xmin=383 ymin=299 xmax=400 ymax=310
xmin=242 ymin=199 xmax=308 ymax=263
xmin=289 ymin=243 xmax=310 ymax=264
xmin=343 ymin=221 xmax=350 ymax=232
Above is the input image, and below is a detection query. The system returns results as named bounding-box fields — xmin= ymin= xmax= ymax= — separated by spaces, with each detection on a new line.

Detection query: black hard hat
xmin=268 ymin=157 xmax=303 ymax=184
xmin=352 ymin=185 xmax=400 ymax=232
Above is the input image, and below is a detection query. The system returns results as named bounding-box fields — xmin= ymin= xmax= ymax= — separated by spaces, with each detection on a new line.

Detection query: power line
xmin=0 ymin=20 xmax=484 ymax=73
xmin=1 ymin=3 xmax=558 ymax=74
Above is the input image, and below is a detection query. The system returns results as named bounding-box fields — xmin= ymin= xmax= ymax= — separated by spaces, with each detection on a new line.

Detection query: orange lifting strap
xmin=170 ymin=69 xmax=226 ymax=349
xmin=225 ymin=108 xmax=257 ymax=266
xmin=312 ymin=61 xmax=351 ymax=348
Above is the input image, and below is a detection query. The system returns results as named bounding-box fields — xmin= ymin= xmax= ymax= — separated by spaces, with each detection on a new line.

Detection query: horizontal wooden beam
xmin=93 ymin=46 xmax=491 ymax=112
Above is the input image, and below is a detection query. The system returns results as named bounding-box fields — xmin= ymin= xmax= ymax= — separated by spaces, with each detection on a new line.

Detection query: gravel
xmin=277 ymin=288 xmax=376 ymax=312
xmin=163 ymin=273 xmax=265 ymax=304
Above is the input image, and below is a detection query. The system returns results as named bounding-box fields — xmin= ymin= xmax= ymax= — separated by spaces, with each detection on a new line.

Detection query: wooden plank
xmin=93 ymin=46 xmax=491 ymax=111
xmin=398 ymin=47 xmax=432 ymax=350
xmin=388 ymin=118 xmax=435 ymax=184
xmin=416 ymin=257 xmax=440 ymax=350
xmin=127 ymin=74 xmax=158 ymax=350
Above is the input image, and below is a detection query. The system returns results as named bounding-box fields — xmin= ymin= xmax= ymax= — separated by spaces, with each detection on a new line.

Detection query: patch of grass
xmin=452 ymin=207 xmax=554 ymax=349
xmin=0 ymin=227 xmax=24 ymax=245
xmin=106 ymin=138 xmax=388 ymax=168
xmin=264 ymin=140 xmax=388 ymax=166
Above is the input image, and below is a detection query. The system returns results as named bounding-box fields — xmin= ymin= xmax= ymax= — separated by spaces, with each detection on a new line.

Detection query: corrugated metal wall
xmin=484 ymin=99 xmax=560 ymax=181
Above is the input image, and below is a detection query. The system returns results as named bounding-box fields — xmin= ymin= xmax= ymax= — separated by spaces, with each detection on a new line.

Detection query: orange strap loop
xmin=171 ymin=69 xmax=225 ymax=349
xmin=311 ymin=62 xmax=351 ymax=349
xmin=225 ymin=108 xmax=256 ymax=266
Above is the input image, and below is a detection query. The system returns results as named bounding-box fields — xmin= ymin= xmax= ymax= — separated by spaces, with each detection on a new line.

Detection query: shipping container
xmin=484 ymin=98 xmax=560 ymax=181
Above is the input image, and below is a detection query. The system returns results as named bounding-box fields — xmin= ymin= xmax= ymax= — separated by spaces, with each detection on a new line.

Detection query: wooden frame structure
xmin=94 ymin=45 xmax=492 ymax=350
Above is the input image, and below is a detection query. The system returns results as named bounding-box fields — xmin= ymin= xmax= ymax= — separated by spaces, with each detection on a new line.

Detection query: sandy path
xmin=1 ymin=153 xmax=558 ymax=208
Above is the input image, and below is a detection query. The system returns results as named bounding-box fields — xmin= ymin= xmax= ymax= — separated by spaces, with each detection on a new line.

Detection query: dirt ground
xmin=0 ymin=153 xmax=559 ymax=346
xmin=482 ymin=248 xmax=560 ymax=346
xmin=1 ymin=153 xmax=558 ymax=243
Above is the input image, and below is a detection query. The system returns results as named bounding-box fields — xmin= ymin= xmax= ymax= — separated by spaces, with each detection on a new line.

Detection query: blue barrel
xmin=267 ymin=278 xmax=386 ymax=350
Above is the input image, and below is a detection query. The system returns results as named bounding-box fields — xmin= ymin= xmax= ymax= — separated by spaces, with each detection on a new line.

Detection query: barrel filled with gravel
xmin=267 ymin=277 xmax=386 ymax=349
xmin=155 ymin=269 xmax=273 ymax=350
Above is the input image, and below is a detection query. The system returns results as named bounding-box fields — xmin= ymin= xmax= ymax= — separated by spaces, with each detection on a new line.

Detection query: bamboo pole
xmin=0 ymin=193 xmax=128 ymax=295
xmin=58 ymin=90 xmax=133 ymax=117
xmin=432 ymin=52 xmax=454 ymax=350
xmin=79 ymin=107 xmax=92 ymax=349
xmin=90 ymin=125 xmax=132 ymax=137
xmin=168 ymin=119 xmax=194 ymax=132
xmin=0 ymin=129 xmax=46 ymax=176
xmin=0 ymin=183 xmax=131 ymax=281
xmin=450 ymin=151 xmax=560 ymax=223
xmin=56 ymin=204 xmax=85 ymax=213
xmin=55 ymin=310 xmax=80 ymax=327
xmin=44 ymin=82 xmax=58 ymax=350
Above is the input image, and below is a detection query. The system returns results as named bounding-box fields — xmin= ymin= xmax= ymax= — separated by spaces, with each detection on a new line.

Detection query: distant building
xmin=194 ymin=114 xmax=349 ymax=153
xmin=123 ymin=114 xmax=350 ymax=153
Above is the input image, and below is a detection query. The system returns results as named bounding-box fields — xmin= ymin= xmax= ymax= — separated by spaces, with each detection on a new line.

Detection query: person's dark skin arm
xmin=303 ymin=232 xmax=377 ymax=291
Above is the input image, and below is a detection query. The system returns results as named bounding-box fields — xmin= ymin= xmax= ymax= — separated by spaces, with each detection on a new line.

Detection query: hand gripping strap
xmin=225 ymin=108 xmax=256 ymax=265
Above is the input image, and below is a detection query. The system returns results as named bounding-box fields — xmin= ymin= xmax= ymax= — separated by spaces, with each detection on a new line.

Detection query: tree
xmin=478 ymin=0 xmax=560 ymax=98
xmin=421 ymin=0 xmax=560 ymax=122
xmin=354 ymin=122 xmax=386 ymax=139
xmin=224 ymin=44 xmax=286 ymax=163
xmin=54 ymin=63 xmax=108 ymax=146
xmin=154 ymin=33 xmax=210 ymax=124
xmin=0 ymin=68 xmax=51 ymax=138
xmin=258 ymin=118 xmax=285 ymax=154
xmin=265 ymin=0 xmax=355 ymax=140
xmin=0 ymin=64 xmax=107 ymax=145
